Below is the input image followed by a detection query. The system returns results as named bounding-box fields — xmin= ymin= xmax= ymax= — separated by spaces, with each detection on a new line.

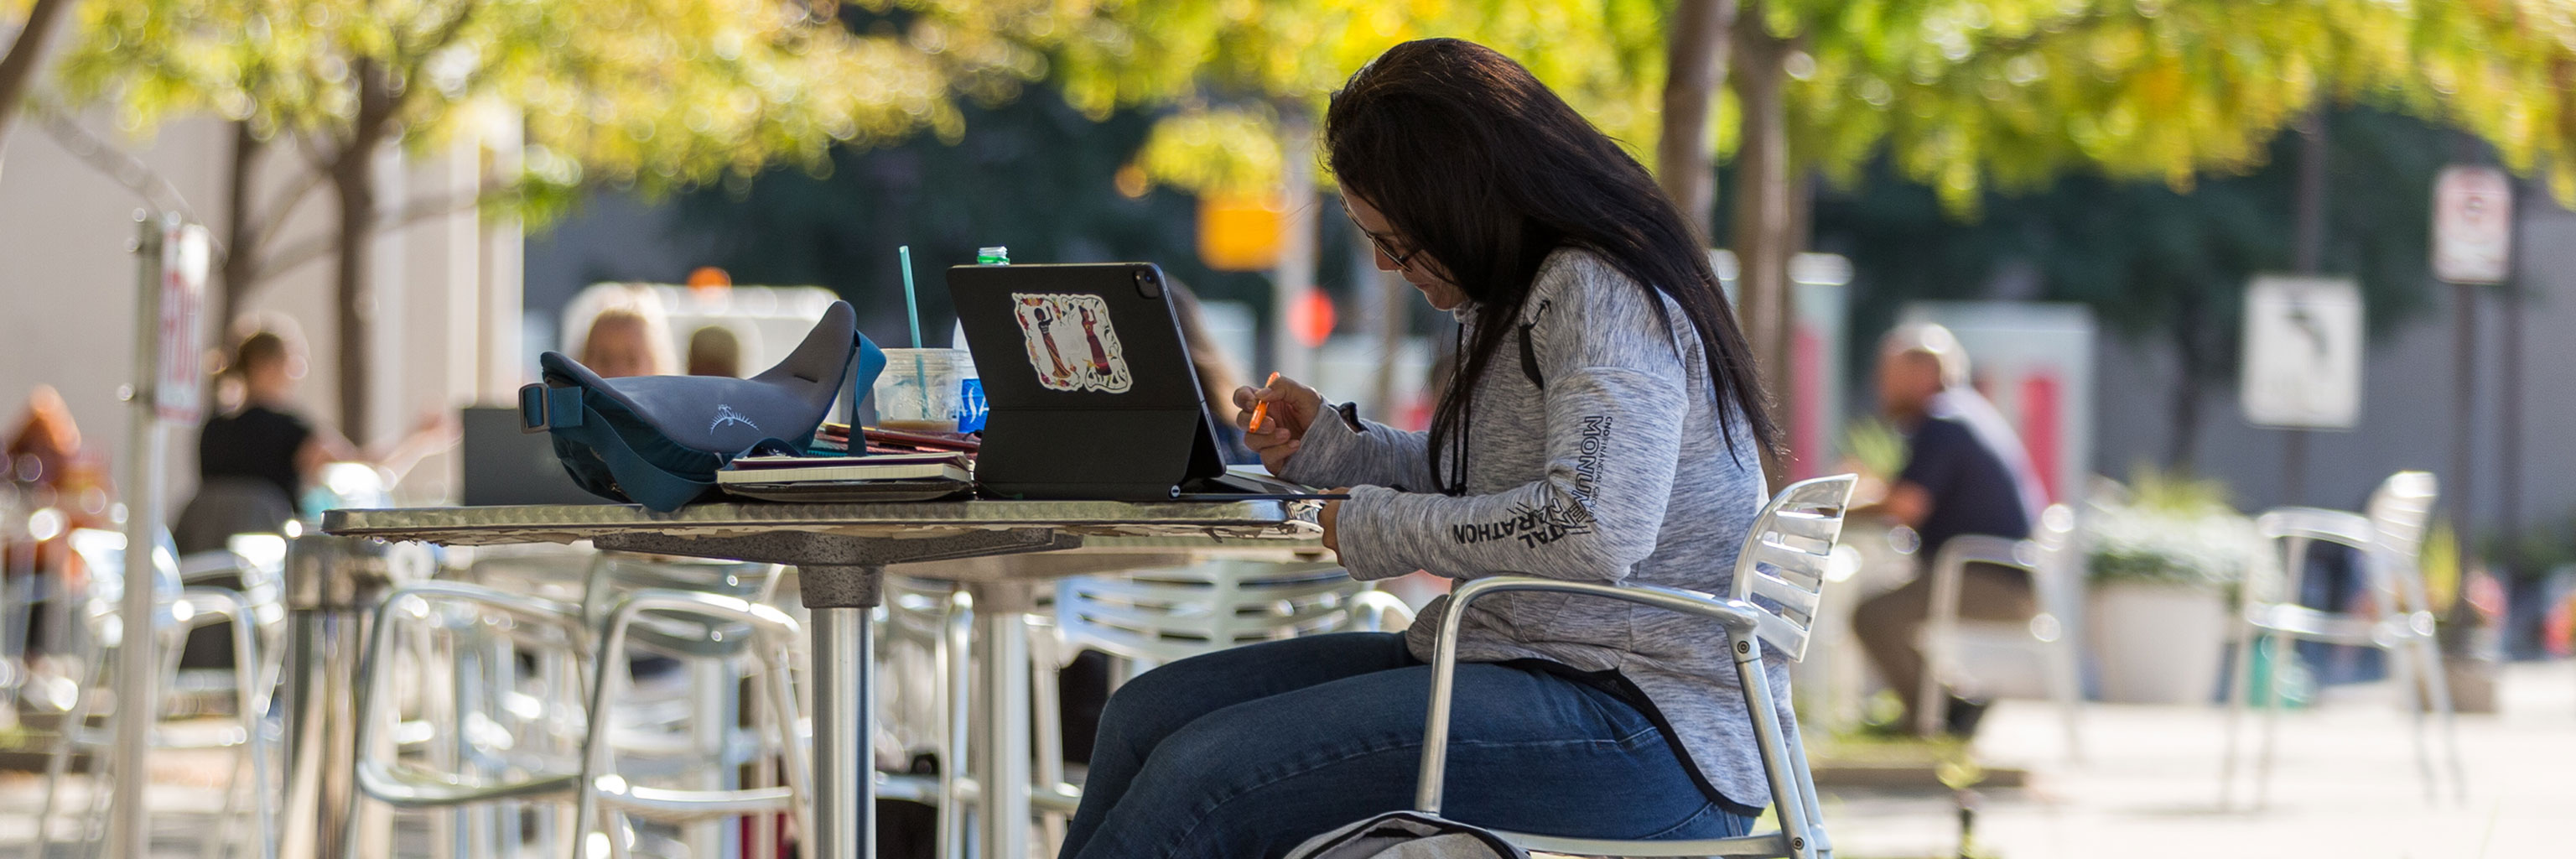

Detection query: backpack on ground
xmin=1285 ymin=810 xmax=1532 ymax=859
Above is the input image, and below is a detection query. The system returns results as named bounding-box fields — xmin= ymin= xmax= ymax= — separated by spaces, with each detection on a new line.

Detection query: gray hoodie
xmin=1282 ymin=247 xmax=1785 ymax=813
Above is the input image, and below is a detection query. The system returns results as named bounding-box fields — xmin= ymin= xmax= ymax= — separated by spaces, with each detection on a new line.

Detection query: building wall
xmin=0 ymin=110 xmax=521 ymax=511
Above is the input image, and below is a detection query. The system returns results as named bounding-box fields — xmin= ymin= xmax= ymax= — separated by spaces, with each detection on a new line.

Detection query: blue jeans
xmin=1058 ymin=633 xmax=1754 ymax=859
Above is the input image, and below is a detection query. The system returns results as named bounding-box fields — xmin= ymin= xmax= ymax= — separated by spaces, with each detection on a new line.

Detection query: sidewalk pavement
xmin=1823 ymin=659 xmax=2576 ymax=859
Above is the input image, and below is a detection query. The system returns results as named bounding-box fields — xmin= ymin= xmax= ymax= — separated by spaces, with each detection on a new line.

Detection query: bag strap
xmin=1515 ymin=299 xmax=1553 ymax=391
xmin=553 ymin=401 xmax=718 ymax=511
xmin=520 ymin=383 xmax=714 ymax=511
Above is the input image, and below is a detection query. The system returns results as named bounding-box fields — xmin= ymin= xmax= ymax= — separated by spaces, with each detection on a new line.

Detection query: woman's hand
xmin=1232 ymin=375 xmax=1325 ymax=475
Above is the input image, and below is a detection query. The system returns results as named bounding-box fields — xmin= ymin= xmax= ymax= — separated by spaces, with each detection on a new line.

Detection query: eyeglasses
xmin=1347 ymin=210 xmax=1422 ymax=275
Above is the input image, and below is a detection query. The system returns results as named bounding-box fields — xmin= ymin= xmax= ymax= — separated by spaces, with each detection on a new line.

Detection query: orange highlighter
xmin=1248 ymin=372 xmax=1281 ymax=432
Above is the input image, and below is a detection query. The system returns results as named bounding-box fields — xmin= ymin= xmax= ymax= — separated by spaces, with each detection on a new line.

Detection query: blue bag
xmin=517 ymin=300 xmax=886 ymax=512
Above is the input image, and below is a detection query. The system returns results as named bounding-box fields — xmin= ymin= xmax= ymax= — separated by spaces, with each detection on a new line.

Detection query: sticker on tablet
xmin=1010 ymin=293 xmax=1133 ymax=393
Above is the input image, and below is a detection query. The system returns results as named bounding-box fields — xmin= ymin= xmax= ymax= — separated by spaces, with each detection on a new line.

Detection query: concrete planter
xmin=2088 ymin=580 xmax=2231 ymax=704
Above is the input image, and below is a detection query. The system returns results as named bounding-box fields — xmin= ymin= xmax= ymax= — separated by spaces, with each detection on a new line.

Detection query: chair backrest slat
xmin=1766 ymin=508 xmax=1845 ymax=544
xmin=1728 ymin=476 xmax=1859 ymax=662
xmin=2363 ymin=471 xmax=2438 ymax=614
xmin=2366 ymin=471 xmax=2438 ymax=561
xmin=1749 ymin=540 xmax=1828 ymax=589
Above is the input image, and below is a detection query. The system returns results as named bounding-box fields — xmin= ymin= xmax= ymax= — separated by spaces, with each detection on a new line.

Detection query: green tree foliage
xmin=44 ymin=0 xmax=1064 ymax=436
xmin=1781 ymin=0 xmax=2576 ymax=211
xmin=1040 ymin=0 xmax=1672 ymax=195
xmin=53 ymin=0 xmax=1059 ymax=204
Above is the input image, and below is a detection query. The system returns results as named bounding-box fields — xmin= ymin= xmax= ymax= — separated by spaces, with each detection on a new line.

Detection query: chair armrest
xmin=2254 ymin=508 xmax=2375 ymax=550
xmin=1929 ymin=534 xmax=2039 ymax=574
xmin=178 ymin=550 xmax=249 ymax=585
xmin=2252 ymin=508 xmax=2378 ymax=604
xmin=1412 ymin=575 xmax=1764 ymax=815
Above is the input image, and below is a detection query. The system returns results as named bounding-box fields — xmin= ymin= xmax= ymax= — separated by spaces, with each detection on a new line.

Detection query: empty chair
xmin=876 ymin=575 xmax=975 ymax=859
xmin=345 ymin=554 xmax=808 ymax=859
xmin=34 ymin=528 xmax=273 ymax=859
xmin=171 ymin=477 xmax=295 ymax=557
xmin=1411 ymin=475 xmax=1857 ymax=859
xmin=1912 ymin=503 xmax=2084 ymax=755
xmin=2220 ymin=471 xmax=2464 ymax=807
xmin=1055 ymin=560 xmax=1391 ymax=670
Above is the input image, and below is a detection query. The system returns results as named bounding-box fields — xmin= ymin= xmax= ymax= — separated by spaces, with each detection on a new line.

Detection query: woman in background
xmin=179 ymin=321 xmax=451 ymax=664
xmin=189 ymin=322 xmax=451 ymax=537
xmin=574 ymin=299 xmax=676 ymax=378
xmin=1169 ymin=280 xmax=1258 ymax=465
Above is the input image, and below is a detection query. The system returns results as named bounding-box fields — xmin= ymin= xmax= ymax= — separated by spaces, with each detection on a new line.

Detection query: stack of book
xmin=717 ymin=450 xmax=973 ymax=502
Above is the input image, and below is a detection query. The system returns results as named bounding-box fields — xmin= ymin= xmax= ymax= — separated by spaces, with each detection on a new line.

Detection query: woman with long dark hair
xmin=1057 ymin=39 xmax=1780 ymax=857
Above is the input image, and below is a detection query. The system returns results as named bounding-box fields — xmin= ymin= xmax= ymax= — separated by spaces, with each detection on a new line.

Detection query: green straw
xmin=898 ymin=245 xmax=922 ymax=349
xmin=896 ymin=245 xmax=931 ymax=430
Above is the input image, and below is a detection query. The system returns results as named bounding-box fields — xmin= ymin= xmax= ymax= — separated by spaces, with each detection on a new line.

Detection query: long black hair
xmin=1325 ymin=38 xmax=1779 ymax=494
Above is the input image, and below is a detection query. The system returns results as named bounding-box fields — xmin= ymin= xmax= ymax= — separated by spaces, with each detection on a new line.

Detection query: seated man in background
xmin=1852 ymin=324 xmax=2047 ymax=737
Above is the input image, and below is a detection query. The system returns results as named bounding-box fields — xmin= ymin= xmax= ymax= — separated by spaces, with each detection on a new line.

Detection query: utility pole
xmin=2284 ymin=112 xmax=2329 ymax=507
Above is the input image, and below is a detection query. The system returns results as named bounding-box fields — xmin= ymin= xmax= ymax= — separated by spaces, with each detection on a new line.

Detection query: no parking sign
xmin=2433 ymin=166 xmax=2512 ymax=284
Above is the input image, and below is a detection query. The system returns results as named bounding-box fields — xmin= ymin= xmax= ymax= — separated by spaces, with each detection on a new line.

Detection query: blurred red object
xmin=1289 ymin=289 xmax=1336 ymax=348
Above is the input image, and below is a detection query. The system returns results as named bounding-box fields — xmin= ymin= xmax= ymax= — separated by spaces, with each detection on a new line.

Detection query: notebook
xmin=716 ymin=452 xmax=973 ymax=502
xmin=719 ymin=452 xmax=971 ymax=484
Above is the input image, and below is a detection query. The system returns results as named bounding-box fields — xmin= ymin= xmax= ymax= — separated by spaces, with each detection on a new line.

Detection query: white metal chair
xmin=1912 ymin=504 xmax=2084 ymax=755
xmin=877 ymin=576 xmax=976 ymax=858
xmin=1413 ymin=475 xmax=1857 ymax=859
xmin=1055 ymin=560 xmax=1395 ymax=671
xmin=2220 ymin=470 xmax=2464 ymax=807
xmin=34 ymin=528 xmax=274 ymax=859
xmin=347 ymin=557 xmax=809 ymax=859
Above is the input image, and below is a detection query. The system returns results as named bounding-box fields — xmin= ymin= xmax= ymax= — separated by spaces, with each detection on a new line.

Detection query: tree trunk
xmin=332 ymin=57 xmax=397 ymax=441
xmin=332 ymin=154 xmax=377 ymax=441
xmin=217 ymin=122 xmax=264 ymax=336
xmin=0 ymin=0 xmax=75 ymax=164
xmin=1728 ymin=5 xmax=1794 ymax=484
xmin=1656 ymin=0 xmax=1736 ymax=242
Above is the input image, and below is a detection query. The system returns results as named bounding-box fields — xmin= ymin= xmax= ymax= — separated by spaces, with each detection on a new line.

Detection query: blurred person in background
xmin=574 ymin=288 xmax=677 ymax=378
xmin=178 ymin=320 xmax=452 ymax=667
xmin=182 ymin=320 xmax=454 ymax=549
xmin=6 ymin=386 xmax=92 ymax=494
xmin=1171 ymin=280 xmax=1258 ymax=465
xmin=6 ymin=386 xmax=114 ymax=659
xmin=685 ymin=325 xmax=743 ymax=377
xmin=1849 ymin=323 xmax=2045 ymax=737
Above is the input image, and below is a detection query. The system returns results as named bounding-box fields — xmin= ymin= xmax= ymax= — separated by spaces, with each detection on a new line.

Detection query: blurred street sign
xmin=2433 ymin=165 xmax=2512 ymax=284
xmin=2241 ymin=275 xmax=2363 ymax=430
xmin=156 ymin=222 xmax=210 ymax=423
xmin=1197 ymin=193 xmax=1285 ymax=271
